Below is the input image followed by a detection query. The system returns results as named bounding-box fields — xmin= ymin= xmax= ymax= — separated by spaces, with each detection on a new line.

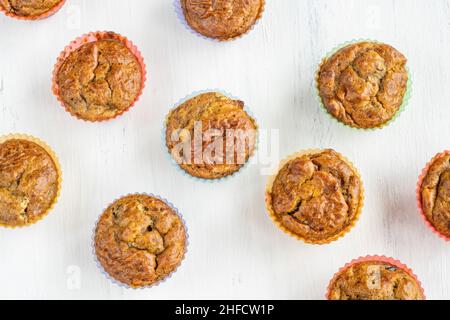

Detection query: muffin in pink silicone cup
xmin=93 ymin=194 xmax=188 ymax=289
xmin=417 ymin=151 xmax=450 ymax=241
xmin=326 ymin=256 xmax=425 ymax=300
xmin=0 ymin=0 xmax=65 ymax=20
xmin=52 ymin=31 xmax=147 ymax=122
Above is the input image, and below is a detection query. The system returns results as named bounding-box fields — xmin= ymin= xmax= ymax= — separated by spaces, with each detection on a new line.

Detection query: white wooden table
xmin=0 ymin=0 xmax=448 ymax=300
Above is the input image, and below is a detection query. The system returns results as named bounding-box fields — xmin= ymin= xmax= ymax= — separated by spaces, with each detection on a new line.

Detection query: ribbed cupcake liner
xmin=52 ymin=31 xmax=147 ymax=122
xmin=325 ymin=255 xmax=426 ymax=300
xmin=92 ymin=193 xmax=189 ymax=289
xmin=0 ymin=134 xmax=62 ymax=229
xmin=173 ymin=0 xmax=265 ymax=42
xmin=416 ymin=150 xmax=450 ymax=242
xmin=0 ymin=0 xmax=65 ymax=20
xmin=315 ymin=39 xmax=412 ymax=131
xmin=163 ymin=89 xmax=259 ymax=183
xmin=265 ymin=149 xmax=364 ymax=245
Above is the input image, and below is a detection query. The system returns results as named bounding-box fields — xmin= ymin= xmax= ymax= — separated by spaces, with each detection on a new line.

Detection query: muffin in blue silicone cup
xmin=164 ymin=90 xmax=258 ymax=181
xmin=174 ymin=0 xmax=265 ymax=42
xmin=93 ymin=194 xmax=188 ymax=289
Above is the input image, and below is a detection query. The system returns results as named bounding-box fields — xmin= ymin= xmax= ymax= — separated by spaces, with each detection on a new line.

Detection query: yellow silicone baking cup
xmin=0 ymin=134 xmax=62 ymax=229
xmin=265 ymin=149 xmax=365 ymax=245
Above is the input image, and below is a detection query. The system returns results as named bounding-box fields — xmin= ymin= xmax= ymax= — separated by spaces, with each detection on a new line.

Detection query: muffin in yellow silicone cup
xmin=265 ymin=149 xmax=364 ymax=244
xmin=0 ymin=0 xmax=65 ymax=20
xmin=0 ymin=134 xmax=62 ymax=228
xmin=326 ymin=256 xmax=426 ymax=300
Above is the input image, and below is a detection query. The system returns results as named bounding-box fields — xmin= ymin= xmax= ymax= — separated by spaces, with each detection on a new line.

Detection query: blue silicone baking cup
xmin=163 ymin=89 xmax=259 ymax=183
xmin=92 ymin=193 xmax=189 ymax=289
xmin=173 ymin=0 xmax=265 ymax=42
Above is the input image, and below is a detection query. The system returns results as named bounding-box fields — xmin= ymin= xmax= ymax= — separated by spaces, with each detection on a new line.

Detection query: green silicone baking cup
xmin=315 ymin=39 xmax=412 ymax=131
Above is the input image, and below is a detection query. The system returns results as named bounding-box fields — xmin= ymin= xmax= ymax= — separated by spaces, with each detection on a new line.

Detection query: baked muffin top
xmin=0 ymin=139 xmax=59 ymax=227
xmin=0 ymin=0 xmax=63 ymax=17
xmin=94 ymin=194 xmax=187 ymax=288
xmin=421 ymin=152 xmax=450 ymax=238
xmin=329 ymin=261 xmax=424 ymax=300
xmin=181 ymin=0 xmax=264 ymax=40
xmin=268 ymin=149 xmax=362 ymax=242
xmin=318 ymin=42 xmax=408 ymax=128
xmin=166 ymin=92 xmax=257 ymax=179
xmin=56 ymin=38 xmax=142 ymax=121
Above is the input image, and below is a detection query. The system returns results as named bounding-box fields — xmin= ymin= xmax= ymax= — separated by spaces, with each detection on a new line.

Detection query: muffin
xmin=0 ymin=0 xmax=64 ymax=18
xmin=55 ymin=32 xmax=143 ymax=121
xmin=266 ymin=149 xmax=363 ymax=244
xmin=179 ymin=0 xmax=264 ymax=41
xmin=165 ymin=92 xmax=257 ymax=180
xmin=328 ymin=258 xmax=425 ymax=300
xmin=317 ymin=41 xmax=408 ymax=129
xmin=0 ymin=136 xmax=61 ymax=228
xmin=94 ymin=194 xmax=187 ymax=288
xmin=419 ymin=151 xmax=450 ymax=239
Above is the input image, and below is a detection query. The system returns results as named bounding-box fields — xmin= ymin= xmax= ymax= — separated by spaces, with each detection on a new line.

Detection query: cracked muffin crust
xmin=56 ymin=35 xmax=143 ymax=121
xmin=329 ymin=260 xmax=425 ymax=300
xmin=420 ymin=152 xmax=450 ymax=238
xmin=0 ymin=138 xmax=60 ymax=227
xmin=0 ymin=0 xmax=63 ymax=18
xmin=318 ymin=41 xmax=408 ymax=129
xmin=166 ymin=92 xmax=257 ymax=179
xmin=180 ymin=0 xmax=264 ymax=40
xmin=266 ymin=149 xmax=363 ymax=243
xmin=94 ymin=194 xmax=187 ymax=288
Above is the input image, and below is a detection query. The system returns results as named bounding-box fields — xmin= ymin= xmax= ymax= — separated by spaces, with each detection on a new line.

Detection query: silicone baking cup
xmin=416 ymin=150 xmax=450 ymax=242
xmin=92 ymin=193 xmax=189 ymax=289
xmin=265 ymin=149 xmax=364 ymax=245
xmin=173 ymin=0 xmax=265 ymax=42
xmin=163 ymin=89 xmax=259 ymax=183
xmin=0 ymin=0 xmax=66 ymax=20
xmin=325 ymin=255 xmax=426 ymax=300
xmin=0 ymin=134 xmax=62 ymax=229
xmin=52 ymin=31 xmax=147 ymax=122
xmin=315 ymin=39 xmax=412 ymax=130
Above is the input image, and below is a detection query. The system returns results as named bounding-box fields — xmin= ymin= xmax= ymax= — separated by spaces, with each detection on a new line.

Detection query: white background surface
xmin=0 ymin=0 xmax=449 ymax=300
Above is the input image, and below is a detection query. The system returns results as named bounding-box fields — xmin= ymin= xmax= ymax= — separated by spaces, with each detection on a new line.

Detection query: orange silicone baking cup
xmin=0 ymin=134 xmax=62 ymax=229
xmin=0 ymin=0 xmax=66 ymax=20
xmin=52 ymin=31 xmax=147 ymax=122
xmin=325 ymin=255 xmax=426 ymax=300
xmin=265 ymin=149 xmax=365 ymax=245
xmin=416 ymin=150 xmax=450 ymax=242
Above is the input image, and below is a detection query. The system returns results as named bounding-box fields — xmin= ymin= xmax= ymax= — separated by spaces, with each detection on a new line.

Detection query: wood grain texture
xmin=0 ymin=0 xmax=448 ymax=300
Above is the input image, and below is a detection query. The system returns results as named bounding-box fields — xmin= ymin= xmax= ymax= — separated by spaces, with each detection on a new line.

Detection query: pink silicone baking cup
xmin=52 ymin=31 xmax=147 ymax=122
xmin=416 ymin=150 xmax=450 ymax=242
xmin=0 ymin=0 xmax=66 ymax=20
xmin=325 ymin=255 xmax=426 ymax=300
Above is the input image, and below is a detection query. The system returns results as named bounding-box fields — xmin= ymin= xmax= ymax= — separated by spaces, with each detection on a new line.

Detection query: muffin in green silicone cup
xmin=316 ymin=40 xmax=411 ymax=130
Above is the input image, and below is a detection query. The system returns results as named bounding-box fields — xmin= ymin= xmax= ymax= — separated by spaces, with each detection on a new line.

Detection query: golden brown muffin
xmin=267 ymin=149 xmax=363 ymax=243
xmin=56 ymin=37 xmax=142 ymax=121
xmin=166 ymin=92 xmax=257 ymax=179
xmin=318 ymin=42 xmax=408 ymax=129
xmin=180 ymin=0 xmax=264 ymax=40
xmin=94 ymin=194 xmax=187 ymax=288
xmin=420 ymin=152 xmax=450 ymax=238
xmin=329 ymin=261 xmax=425 ymax=300
xmin=0 ymin=139 xmax=59 ymax=227
xmin=0 ymin=0 xmax=63 ymax=17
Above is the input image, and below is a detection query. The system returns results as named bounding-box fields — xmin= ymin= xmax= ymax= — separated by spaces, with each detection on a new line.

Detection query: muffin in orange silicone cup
xmin=326 ymin=256 xmax=426 ymax=300
xmin=0 ymin=0 xmax=65 ymax=20
xmin=265 ymin=149 xmax=364 ymax=244
xmin=0 ymin=134 xmax=62 ymax=228
xmin=52 ymin=31 xmax=147 ymax=122
xmin=417 ymin=150 xmax=450 ymax=241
